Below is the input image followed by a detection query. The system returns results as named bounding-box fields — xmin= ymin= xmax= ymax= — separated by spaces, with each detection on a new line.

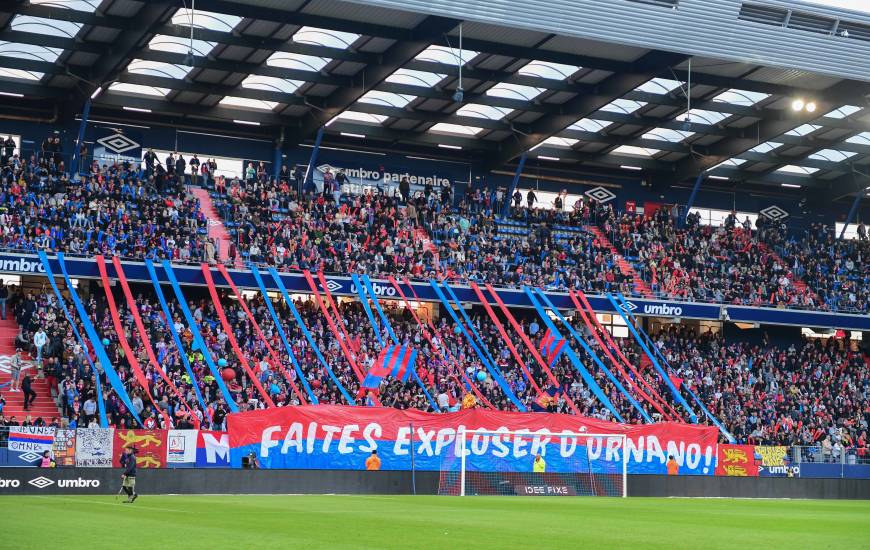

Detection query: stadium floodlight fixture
xmin=791 ymin=98 xmax=805 ymax=111
xmin=805 ymin=101 xmax=817 ymax=113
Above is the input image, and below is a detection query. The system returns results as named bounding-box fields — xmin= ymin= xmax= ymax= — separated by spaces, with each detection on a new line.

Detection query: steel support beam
xmin=501 ymin=153 xmax=526 ymax=219
xmin=302 ymin=127 xmax=325 ymax=195
xmin=69 ymin=97 xmax=90 ymax=178
xmin=839 ymin=190 xmax=862 ymax=240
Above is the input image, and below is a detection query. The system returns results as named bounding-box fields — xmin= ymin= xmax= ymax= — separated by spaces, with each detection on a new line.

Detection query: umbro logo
xmin=96 ymin=133 xmax=139 ymax=154
xmin=585 ymin=186 xmax=616 ymax=203
xmin=28 ymin=477 xmax=54 ymax=489
xmin=321 ymin=279 xmax=342 ymax=293
xmin=760 ymin=205 xmax=788 ymax=222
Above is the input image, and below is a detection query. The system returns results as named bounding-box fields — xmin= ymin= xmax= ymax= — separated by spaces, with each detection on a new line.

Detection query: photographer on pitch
xmin=119 ymin=447 xmax=139 ymax=503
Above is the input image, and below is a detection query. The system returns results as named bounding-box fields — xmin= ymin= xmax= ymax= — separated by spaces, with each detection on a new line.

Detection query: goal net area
xmin=438 ymin=429 xmax=627 ymax=497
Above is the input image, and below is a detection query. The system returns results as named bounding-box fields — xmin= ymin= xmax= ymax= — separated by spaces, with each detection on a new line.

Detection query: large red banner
xmin=112 ymin=429 xmax=167 ymax=469
xmin=715 ymin=444 xmax=759 ymax=477
xmin=228 ymin=405 xmax=719 ymax=475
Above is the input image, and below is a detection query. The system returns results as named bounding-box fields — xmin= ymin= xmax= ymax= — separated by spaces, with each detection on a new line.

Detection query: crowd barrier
xmin=0 ymin=469 xmax=868 ymax=499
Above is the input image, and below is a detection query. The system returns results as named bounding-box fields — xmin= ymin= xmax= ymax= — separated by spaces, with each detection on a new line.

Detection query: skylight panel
xmin=29 ymin=0 xmax=99 ymax=11
xmin=824 ymin=105 xmax=861 ymax=119
xmin=777 ymin=165 xmax=819 ymax=175
xmin=710 ymin=158 xmax=747 ymax=170
xmin=678 ymin=109 xmax=730 ymax=125
xmin=712 ymin=89 xmax=769 ymax=106
xmin=750 ymin=142 xmax=782 ymax=153
xmin=267 ymin=52 xmax=330 ymax=73
xmin=808 ymin=149 xmax=857 ymax=162
xmin=786 ymin=124 xmax=821 ymax=136
xmin=600 ymin=98 xmax=646 ymax=114
xmin=0 ymin=41 xmax=62 ymax=63
xmin=486 ymin=83 xmax=544 ymax=101
xmin=846 ymin=132 xmax=870 ymax=145
xmin=613 ymin=145 xmax=660 ymax=157
xmin=569 ymin=118 xmax=610 ymax=132
xmin=148 ymin=35 xmax=215 ymax=57
xmin=109 ymin=82 xmax=169 ymax=97
xmin=358 ymin=90 xmax=415 ymax=108
xmin=330 ymin=111 xmax=387 ymax=125
xmin=429 ymin=123 xmax=484 ymax=136
xmin=538 ymin=136 xmax=579 ymax=148
xmin=293 ymin=27 xmax=359 ymax=49
xmin=456 ymin=103 xmax=512 ymax=120
xmin=642 ymin=127 xmax=694 ymax=142
xmin=0 ymin=67 xmax=44 ymax=81
xmin=127 ymin=59 xmax=191 ymax=80
xmin=172 ymin=9 xmax=241 ymax=32
xmin=386 ymin=69 xmax=445 ymax=88
xmin=635 ymin=78 xmax=683 ymax=94
xmin=11 ymin=15 xmax=81 ymax=38
xmin=517 ymin=60 xmax=580 ymax=80
xmin=219 ymin=96 xmax=278 ymax=111
xmin=241 ymin=75 xmax=303 ymax=95
xmin=416 ymin=45 xmax=478 ymax=66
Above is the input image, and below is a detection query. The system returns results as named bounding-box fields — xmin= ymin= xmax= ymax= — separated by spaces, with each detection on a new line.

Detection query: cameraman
xmin=119 ymin=447 xmax=139 ymax=503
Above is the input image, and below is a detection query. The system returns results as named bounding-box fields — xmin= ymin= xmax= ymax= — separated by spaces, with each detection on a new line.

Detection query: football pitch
xmin=1 ymin=495 xmax=867 ymax=549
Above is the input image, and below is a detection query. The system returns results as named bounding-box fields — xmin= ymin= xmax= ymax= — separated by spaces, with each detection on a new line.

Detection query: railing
xmin=792 ymin=445 xmax=870 ymax=466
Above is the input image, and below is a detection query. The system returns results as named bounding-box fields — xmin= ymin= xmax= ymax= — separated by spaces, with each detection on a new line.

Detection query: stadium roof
xmin=1 ymin=0 xmax=869 ymax=199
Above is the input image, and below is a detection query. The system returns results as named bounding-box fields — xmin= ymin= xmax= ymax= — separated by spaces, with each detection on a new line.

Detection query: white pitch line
xmin=29 ymin=495 xmax=190 ymax=513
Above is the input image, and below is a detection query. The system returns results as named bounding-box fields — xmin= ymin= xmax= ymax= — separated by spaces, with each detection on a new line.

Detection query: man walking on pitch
xmin=120 ymin=447 xmax=139 ymax=503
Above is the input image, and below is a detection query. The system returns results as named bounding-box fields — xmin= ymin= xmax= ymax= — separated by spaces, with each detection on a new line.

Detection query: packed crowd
xmin=766 ymin=222 xmax=870 ymax=313
xmin=602 ymin=207 xmax=818 ymax=308
xmin=1 ymin=135 xmax=867 ymax=313
xmin=654 ymin=325 xmax=869 ymax=455
xmin=0 ymin=145 xmax=221 ymax=263
xmin=4 ymin=268 xmax=867 ymax=454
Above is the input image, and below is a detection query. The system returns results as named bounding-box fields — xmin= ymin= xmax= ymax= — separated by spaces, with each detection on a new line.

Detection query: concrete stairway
xmin=0 ymin=317 xmax=62 ymax=421
xmin=585 ymin=225 xmax=654 ymax=297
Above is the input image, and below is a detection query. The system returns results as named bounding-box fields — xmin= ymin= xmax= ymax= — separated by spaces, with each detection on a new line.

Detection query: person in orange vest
xmin=666 ymin=455 xmax=679 ymax=475
xmin=365 ymin=449 xmax=381 ymax=471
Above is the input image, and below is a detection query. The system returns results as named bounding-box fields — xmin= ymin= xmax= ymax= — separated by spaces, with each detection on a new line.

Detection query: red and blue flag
xmin=539 ymin=328 xmax=566 ymax=366
xmin=363 ymin=345 xmax=418 ymax=389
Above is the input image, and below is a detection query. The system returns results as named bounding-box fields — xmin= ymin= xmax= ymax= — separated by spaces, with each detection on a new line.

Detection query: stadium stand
xmin=1 ymin=2 xmax=870 ymax=529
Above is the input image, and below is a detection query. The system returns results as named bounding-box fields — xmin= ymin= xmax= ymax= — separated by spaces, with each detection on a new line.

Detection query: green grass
xmin=1 ymin=495 xmax=867 ymax=549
